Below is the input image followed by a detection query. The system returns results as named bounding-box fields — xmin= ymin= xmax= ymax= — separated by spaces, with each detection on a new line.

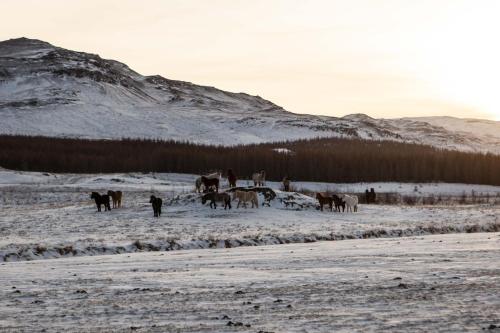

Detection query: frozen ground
xmin=1 ymin=232 xmax=499 ymax=332
xmin=1 ymin=169 xmax=499 ymax=261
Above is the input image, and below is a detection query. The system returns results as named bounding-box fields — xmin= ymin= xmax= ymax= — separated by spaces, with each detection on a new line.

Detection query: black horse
xmin=149 ymin=195 xmax=162 ymax=217
xmin=332 ymin=194 xmax=345 ymax=212
xmin=90 ymin=192 xmax=111 ymax=212
xmin=201 ymin=192 xmax=231 ymax=209
xmin=201 ymin=176 xmax=219 ymax=193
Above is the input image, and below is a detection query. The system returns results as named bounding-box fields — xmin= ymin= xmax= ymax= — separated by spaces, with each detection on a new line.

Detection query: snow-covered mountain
xmin=1 ymin=37 xmax=499 ymax=154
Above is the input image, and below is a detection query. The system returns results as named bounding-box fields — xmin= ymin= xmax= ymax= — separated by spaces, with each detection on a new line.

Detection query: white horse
xmin=252 ymin=170 xmax=266 ymax=187
xmin=340 ymin=194 xmax=358 ymax=212
xmin=232 ymin=190 xmax=259 ymax=208
xmin=195 ymin=172 xmax=222 ymax=192
xmin=195 ymin=177 xmax=204 ymax=193
xmin=205 ymin=172 xmax=222 ymax=180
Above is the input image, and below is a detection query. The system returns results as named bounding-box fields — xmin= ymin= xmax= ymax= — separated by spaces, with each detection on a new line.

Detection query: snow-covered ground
xmin=1 ymin=169 xmax=499 ymax=262
xmin=1 ymin=232 xmax=499 ymax=332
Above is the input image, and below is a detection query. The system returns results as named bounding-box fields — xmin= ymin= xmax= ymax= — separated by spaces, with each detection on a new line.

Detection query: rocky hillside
xmin=1 ymin=37 xmax=499 ymax=153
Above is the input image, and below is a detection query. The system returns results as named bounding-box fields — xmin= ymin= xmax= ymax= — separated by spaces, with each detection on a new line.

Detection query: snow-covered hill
xmin=1 ymin=37 xmax=499 ymax=153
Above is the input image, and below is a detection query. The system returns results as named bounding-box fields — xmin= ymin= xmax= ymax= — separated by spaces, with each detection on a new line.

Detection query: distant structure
xmin=365 ymin=188 xmax=376 ymax=204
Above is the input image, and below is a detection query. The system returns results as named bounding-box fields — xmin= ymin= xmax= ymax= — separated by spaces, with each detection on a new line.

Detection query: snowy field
xmin=1 ymin=169 xmax=500 ymax=331
xmin=1 ymin=232 xmax=499 ymax=332
xmin=1 ymin=169 xmax=499 ymax=261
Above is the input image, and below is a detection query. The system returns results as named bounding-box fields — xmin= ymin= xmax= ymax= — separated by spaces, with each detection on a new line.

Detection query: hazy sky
xmin=2 ymin=0 xmax=500 ymax=120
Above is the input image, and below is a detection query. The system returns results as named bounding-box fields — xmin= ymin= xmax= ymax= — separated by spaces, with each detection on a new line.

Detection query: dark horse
xmin=201 ymin=176 xmax=219 ymax=193
xmin=316 ymin=192 xmax=333 ymax=211
xmin=332 ymin=194 xmax=346 ymax=212
xmin=149 ymin=195 xmax=162 ymax=217
xmin=202 ymin=192 xmax=231 ymax=209
xmin=227 ymin=169 xmax=237 ymax=188
xmin=107 ymin=190 xmax=123 ymax=208
xmin=90 ymin=192 xmax=111 ymax=212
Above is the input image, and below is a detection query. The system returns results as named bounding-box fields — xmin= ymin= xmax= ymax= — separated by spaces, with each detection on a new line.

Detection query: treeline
xmin=0 ymin=135 xmax=499 ymax=185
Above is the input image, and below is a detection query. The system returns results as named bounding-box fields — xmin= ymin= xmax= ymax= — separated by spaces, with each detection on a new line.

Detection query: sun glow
xmin=412 ymin=1 xmax=500 ymax=120
xmin=1 ymin=0 xmax=499 ymax=120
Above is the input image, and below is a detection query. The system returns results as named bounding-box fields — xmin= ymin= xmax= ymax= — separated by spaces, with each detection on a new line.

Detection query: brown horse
xmin=107 ymin=190 xmax=122 ymax=208
xmin=202 ymin=192 xmax=232 ymax=209
xmin=227 ymin=169 xmax=237 ymax=188
xmin=232 ymin=190 xmax=258 ymax=208
xmin=316 ymin=192 xmax=333 ymax=211
xmin=201 ymin=176 xmax=219 ymax=192
xmin=282 ymin=176 xmax=291 ymax=192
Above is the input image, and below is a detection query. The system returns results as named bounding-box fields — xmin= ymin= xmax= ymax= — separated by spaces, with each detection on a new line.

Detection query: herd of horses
xmin=195 ymin=170 xmax=266 ymax=193
xmin=90 ymin=170 xmax=363 ymax=216
xmin=316 ymin=192 xmax=358 ymax=212
xmin=90 ymin=190 xmax=122 ymax=212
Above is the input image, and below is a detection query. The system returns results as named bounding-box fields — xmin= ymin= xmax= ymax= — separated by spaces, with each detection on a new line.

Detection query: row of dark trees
xmin=1 ymin=135 xmax=499 ymax=185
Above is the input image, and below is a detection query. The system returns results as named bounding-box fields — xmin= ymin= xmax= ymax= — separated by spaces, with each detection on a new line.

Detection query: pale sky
xmin=1 ymin=0 xmax=500 ymax=120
